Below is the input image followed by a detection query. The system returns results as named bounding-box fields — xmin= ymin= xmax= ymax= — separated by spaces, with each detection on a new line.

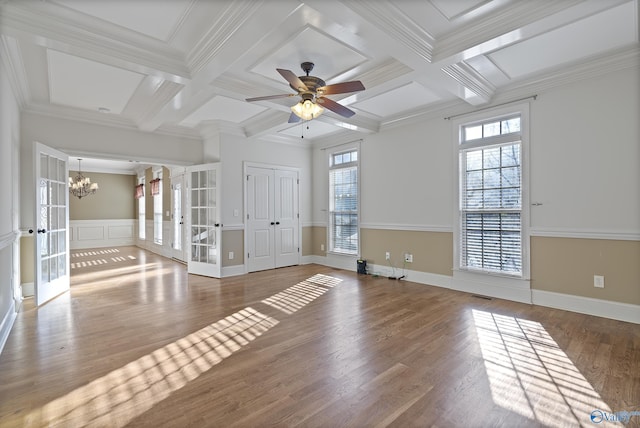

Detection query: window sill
xmin=327 ymin=250 xmax=358 ymax=257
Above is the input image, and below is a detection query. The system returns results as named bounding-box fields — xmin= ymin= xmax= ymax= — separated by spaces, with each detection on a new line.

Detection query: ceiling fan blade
xmin=317 ymin=80 xmax=365 ymax=96
xmin=317 ymin=97 xmax=356 ymax=118
xmin=288 ymin=112 xmax=301 ymax=123
xmin=277 ymin=68 xmax=308 ymax=92
xmin=246 ymin=93 xmax=294 ymax=102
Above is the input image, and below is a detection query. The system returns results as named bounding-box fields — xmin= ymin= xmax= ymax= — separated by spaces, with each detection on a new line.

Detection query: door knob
xmin=275 ymin=222 xmax=280 ymax=225
xmin=270 ymin=222 xmax=275 ymax=225
xmin=37 ymin=228 xmax=47 ymax=234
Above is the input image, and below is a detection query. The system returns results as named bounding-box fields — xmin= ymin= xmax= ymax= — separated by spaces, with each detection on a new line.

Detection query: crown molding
xmin=432 ymin=0 xmax=585 ymax=62
xmin=134 ymin=81 xmax=185 ymax=130
xmin=199 ymin=120 xmax=246 ymax=139
xmin=378 ymin=45 xmax=639 ymax=132
xmin=356 ymin=58 xmax=413 ymax=89
xmin=0 ymin=2 xmax=190 ymax=81
xmin=251 ymin=132 xmax=314 ymax=148
xmin=243 ymin=110 xmax=292 ymax=139
xmin=344 ymin=1 xmax=435 ymax=62
xmin=496 ymin=45 xmax=640 ymax=100
xmin=187 ymin=0 xmax=262 ymax=74
xmin=0 ymin=35 xmax=29 ymax=108
xmin=441 ymin=61 xmax=496 ymax=104
xmin=23 ymin=102 xmax=201 ymax=140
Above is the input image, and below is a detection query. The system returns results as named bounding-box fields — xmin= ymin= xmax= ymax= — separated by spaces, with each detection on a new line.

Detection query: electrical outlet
xmin=404 ymin=253 xmax=413 ymax=263
xmin=229 ymin=251 xmax=234 ymax=260
xmin=594 ymin=275 xmax=604 ymax=288
xmin=385 ymin=252 xmax=390 ymax=260
xmin=321 ymin=244 xmax=325 ymax=251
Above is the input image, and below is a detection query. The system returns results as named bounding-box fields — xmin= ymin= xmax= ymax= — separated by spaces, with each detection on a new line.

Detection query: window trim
xmin=453 ymin=103 xmax=531 ymax=281
xmin=327 ymin=142 xmax=361 ymax=257
xmin=152 ymin=167 xmax=163 ymax=245
xmin=137 ymin=175 xmax=145 ymax=241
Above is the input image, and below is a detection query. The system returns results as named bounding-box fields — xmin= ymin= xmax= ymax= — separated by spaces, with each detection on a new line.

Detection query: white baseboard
xmin=451 ymin=271 xmax=532 ymax=304
xmin=300 ymin=255 xmax=315 ymax=265
xmin=0 ymin=301 xmax=17 ymax=356
xmin=222 ymin=265 xmax=246 ymax=277
xmin=318 ymin=253 xmax=358 ymax=271
xmin=21 ymin=282 xmax=34 ymax=297
xmin=365 ymin=263 xmax=453 ymax=289
xmin=532 ymin=290 xmax=640 ymax=324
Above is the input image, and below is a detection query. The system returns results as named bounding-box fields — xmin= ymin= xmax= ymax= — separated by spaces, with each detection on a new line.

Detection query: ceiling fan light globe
xmin=291 ymin=100 xmax=324 ymax=120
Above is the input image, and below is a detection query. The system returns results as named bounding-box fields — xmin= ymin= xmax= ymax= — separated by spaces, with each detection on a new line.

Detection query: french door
xmin=187 ymin=163 xmax=221 ymax=278
xmin=34 ymin=142 xmax=70 ymax=306
xmin=246 ymin=165 xmax=299 ymax=272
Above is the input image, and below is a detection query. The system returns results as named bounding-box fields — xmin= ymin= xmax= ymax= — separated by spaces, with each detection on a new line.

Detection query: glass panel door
xmin=34 ymin=142 xmax=70 ymax=306
xmin=187 ymin=163 xmax=221 ymax=278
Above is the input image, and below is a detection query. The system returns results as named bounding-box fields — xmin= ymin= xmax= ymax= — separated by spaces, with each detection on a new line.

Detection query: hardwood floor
xmin=0 ymin=246 xmax=638 ymax=427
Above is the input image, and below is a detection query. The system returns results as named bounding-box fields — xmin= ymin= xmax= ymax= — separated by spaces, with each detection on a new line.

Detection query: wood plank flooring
xmin=0 ymin=246 xmax=638 ymax=427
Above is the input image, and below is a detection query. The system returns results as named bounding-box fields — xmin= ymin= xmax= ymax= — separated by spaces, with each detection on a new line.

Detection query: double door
xmin=246 ymin=166 xmax=299 ymax=272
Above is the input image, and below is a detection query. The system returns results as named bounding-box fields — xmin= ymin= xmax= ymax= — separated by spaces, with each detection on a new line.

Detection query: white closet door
xmin=247 ymin=166 xmax=275 ymax=272
xmin=274 ymin=169 xmax=299 ymax=268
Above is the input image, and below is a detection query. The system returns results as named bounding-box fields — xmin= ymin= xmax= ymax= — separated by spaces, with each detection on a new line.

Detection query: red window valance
xmin=150 ymin=178 xmax=161 ymax=196
xmin=134 ymin=183 xmax=144 ymax=199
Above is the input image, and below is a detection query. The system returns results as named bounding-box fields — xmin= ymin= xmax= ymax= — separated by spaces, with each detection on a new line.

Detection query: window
xmin=459 ymin=114 xmax=524 ymax=276
xmin=329 ymin=148 xmax=359 ymax=254
xmin=152 ymin=171 xmax=163 ymax=245
xmin=137 ymin=177 xmax=145 ymax=240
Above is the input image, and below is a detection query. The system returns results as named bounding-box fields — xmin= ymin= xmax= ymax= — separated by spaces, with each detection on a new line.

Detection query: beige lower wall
xmin=308 ymin=226 xmax=327 ymax=257
xmin=21 ymin=223 xmax=639 ymax=308
xmin=20 ymin=235 xmax=34 ymax=284
xmin=531 ymin=236 xmax=640 ymax=305
xmin=361 ymin=229 xmax=453 ymax=276
xmin=222 ymin=229 xmax=244 ymax=267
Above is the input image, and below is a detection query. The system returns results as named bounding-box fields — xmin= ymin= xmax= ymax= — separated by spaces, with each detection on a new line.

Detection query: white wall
xmin=313 ymin=66 xmax=639 ymax=238
xmin=530 ymin=67 xmax=640 ymax=238
xmin=19 ymin=112 xmax=204 ymax=229
xmin=0 ymin=54 xmax=22 ymax=353
xmin=360 ymin=118 xmax=453 ymax=230
xmin=219 ymin=135 xmax=313 ymax=227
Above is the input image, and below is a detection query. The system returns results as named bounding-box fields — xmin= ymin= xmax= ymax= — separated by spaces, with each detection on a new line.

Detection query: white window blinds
xmin=329 ymin=150 xmax=358 ymax=254
xmin=460 ymin=116 xmax=522 ymax=276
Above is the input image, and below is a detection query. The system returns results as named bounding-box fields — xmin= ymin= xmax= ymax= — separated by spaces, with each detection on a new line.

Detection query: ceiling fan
xmin=246 ymin=62 xmax=365 ymax=123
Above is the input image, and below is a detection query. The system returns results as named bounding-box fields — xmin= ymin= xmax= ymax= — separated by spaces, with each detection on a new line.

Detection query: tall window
xmin=151 ymin=170 xmax=163 ymax=245
xmin=459 ymin=115 xmax=523 ymax=276
xmin=137 ymin=177 xmax=145 ymax=240
xmin=329 ymin=148 xmax=359 ymax=254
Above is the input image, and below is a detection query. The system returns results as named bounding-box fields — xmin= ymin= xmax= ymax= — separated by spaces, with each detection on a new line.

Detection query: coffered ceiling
xmin=1 ymin=0 xmax=638 ymax=160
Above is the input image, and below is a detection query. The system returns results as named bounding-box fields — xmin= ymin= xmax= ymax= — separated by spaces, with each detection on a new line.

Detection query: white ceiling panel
xmin=52 ymin=0 xmax=191 ymax=41
xmin=251 ymin=26 xmax=367 ymax=84
xmin=354 ymin=82 xmax=442 ymax=118
xmin=278 ymin=120 xmax=342 ymax=140
xmin=47 ymin=50 xmax=145 ymax=114
xmin=489 ymin=2 xmax=637 ymax=79
xmin=429 ymin=0 xmax=490 ymax=20
xmin=0 ymin=0 xmax=636 ymax=149
xmin=181 ymin=95 xmax=267 ymax=128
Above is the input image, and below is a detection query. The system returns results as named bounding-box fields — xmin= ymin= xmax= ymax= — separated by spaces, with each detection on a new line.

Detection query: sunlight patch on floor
xmin=25 ymin=307 xmax=278 ymax=427
xmin=71 ymin=248 xmax=121 ymax=257
xmin=472 ymin=309 xmax=616 ymax=427
xmin=262 ymin=274 xmax=342 ymax=314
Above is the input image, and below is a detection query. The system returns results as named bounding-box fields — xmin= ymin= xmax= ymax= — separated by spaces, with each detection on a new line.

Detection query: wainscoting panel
xmin=70 ymin=220 xmax=135 ymax=249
